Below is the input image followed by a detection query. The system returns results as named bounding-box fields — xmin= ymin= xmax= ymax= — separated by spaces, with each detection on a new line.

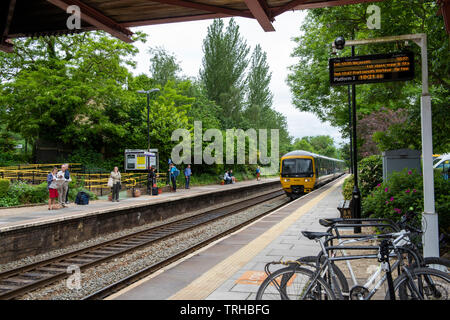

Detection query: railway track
xmin=0 ymin=188 xmax=285 ymax=300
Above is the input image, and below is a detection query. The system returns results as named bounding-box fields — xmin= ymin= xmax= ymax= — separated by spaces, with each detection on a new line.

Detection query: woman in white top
xmin=47 ymin=167 xmax=58 ymax=210
xmin=110 ymin=167 xmax=121 ymax=202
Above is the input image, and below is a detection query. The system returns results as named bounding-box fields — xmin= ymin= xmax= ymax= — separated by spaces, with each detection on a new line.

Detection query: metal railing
xmin=0 ymin=164 xmax=167 ymax=196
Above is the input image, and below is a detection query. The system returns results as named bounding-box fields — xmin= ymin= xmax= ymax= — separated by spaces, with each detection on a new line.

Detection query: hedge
xmin=362 ymin=168 xmax=450 ymax=232
xmin=0 ymin=181 xmax=98 ymax=207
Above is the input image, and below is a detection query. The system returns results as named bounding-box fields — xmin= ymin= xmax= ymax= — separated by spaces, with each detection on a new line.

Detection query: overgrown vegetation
xmin=0 ymin=181 xmax=97 ymax=207
xmin=288 ymin=0 xmax=450 ymax=163
xmin=358 ymin=155 xmax=383 ymax=198
xmin=363 ymin=169 xmax=450 ymax=232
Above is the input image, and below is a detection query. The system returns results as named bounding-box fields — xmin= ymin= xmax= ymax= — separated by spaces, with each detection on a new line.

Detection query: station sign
xmin=329 ymin=51 xmax=414 ymax=86
xmin=124 ymin=149 xmax=158 ymax=171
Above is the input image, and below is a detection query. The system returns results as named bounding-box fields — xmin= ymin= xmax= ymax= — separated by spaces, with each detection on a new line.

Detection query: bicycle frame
xmin=305 ymin=231 xmax=422 ymax=300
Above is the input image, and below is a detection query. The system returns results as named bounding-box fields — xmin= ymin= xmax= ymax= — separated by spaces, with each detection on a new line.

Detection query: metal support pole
xmin=146 ymin=93 xmax=150 ymax=152
xmin=347 ymin=85 xmax=353 ymax=174
xmin=147 ymin=93 xmax=151 ymax=195
xmin=350 ymin=44 xmax=362 ymax=234
xmin=417 ymin=35 xmax=439 ymax=258
xmin=333 ymin=33 xmax=439 ymax=256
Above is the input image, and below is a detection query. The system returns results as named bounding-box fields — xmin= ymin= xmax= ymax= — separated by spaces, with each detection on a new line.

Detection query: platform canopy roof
xmin=1 ymin=0 xmax=449 ymax=53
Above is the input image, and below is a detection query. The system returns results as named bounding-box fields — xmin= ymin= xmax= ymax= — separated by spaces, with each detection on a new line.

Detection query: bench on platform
xmin=337 ymin=199 xmax=352 ymax=219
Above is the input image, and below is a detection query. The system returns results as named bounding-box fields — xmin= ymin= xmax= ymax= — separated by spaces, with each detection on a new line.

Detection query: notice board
xmin=329 ymin=51 xmax=414 ymax=86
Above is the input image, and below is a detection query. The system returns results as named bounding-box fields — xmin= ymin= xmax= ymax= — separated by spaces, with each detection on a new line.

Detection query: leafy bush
xmin=0 ymin=151 xmax=32 ymax=166
xmin=0 ymin=178 xmax=10 ymax=198
xmin=342 ymin=175 xmax=354 ymax=200
xmin=7 ymin=181 xmax=49 ymax=204
xmin=362 ymin=168 xmax=450 ymax=232
xmin=0 ymin=181 xmax=97 ymax=207
xmin=358 ymin=155 xmax=383 ymax=198
xmin=342 ymin=156 xmax=382 ymax=200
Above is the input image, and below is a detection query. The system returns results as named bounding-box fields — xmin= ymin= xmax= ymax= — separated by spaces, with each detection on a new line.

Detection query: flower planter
xmin=133 ymin=188 xmax=141 ymax=197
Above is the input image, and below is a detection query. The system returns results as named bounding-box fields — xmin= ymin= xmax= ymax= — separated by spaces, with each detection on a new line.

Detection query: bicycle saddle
xmin=301 ymin=231 xmax=332 ymax=240
xmin=318 ymin=218 xmax=345 ymax=227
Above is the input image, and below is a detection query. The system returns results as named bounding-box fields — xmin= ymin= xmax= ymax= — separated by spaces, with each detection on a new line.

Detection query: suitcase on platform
xmin=152 ymin=187 xmax=159 ymax=196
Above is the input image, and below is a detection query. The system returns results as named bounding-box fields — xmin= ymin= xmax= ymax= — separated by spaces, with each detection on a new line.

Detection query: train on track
xmin=280 ymin=150 xmax=346 ymax=199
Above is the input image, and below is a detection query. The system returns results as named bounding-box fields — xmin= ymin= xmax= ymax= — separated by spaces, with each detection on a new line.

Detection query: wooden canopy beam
xmin=244 ymin=0 xmax=275 ymax=31
xmin=271 ymin=0 xmax=309 ymax=17
xmin=122 ymin=13 xmax=231 ymax=27
xmin=151 ymin=0 xmax=253 ymax=19
xmin=291 ymin=0 xmax=384 ymax=10
xmin=438 ymin=0 xmax=450 ymax=34
xmin=0 ymin=0 xmax=16 ymax=53
xmin=46 ymin=0 xmax=134 ymax=43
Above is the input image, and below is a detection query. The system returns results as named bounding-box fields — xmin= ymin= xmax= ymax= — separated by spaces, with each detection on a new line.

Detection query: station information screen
xmin=329 ymin=51 xmax=414 ymax=86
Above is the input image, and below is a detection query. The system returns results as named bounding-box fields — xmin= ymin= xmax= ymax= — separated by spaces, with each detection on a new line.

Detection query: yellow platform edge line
xmin=168 ymin=178 xmax=344 ymax=300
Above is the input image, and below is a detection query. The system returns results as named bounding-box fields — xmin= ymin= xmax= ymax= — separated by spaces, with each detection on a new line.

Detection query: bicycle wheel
xmin=296 ymin=256 xmax=349 ymax=296
xmin=422 ymin=257 xmax=450 ymax=274
xmin=386 ymin=267 xmax=450 ymax=300
xmin=256 ymin=266 xmax=336 ymax=300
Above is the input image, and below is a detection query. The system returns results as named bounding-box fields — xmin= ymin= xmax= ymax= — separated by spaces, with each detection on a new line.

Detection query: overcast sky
xmin=129 ymin=11 xmax=344 ymax=146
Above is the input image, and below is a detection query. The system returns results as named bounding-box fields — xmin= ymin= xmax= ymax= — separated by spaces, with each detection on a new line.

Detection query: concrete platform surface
xmin=0 ymin=177 xmax=278 ymax=232
xmin=108 ymin=175 xmax=346 ymax=300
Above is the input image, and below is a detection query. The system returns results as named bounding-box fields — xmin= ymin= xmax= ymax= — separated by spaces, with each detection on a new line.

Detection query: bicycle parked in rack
xmin=255 ymin=212 xmax=450 ymax=300
xmin=293 ymin=212 xmax=449 ymax=299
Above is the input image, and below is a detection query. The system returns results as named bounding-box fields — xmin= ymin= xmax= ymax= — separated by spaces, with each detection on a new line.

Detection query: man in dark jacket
xmin=147 ymin=166 xmax=155 ymax=195
xmin=64 ymin=164 xmax=71 ymax=204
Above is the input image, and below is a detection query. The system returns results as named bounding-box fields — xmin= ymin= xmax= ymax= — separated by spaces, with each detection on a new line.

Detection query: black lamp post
xmin=138 ymin=88 xmax=160 ymax=194
xmin=334 ymin=36 xmax=362 ymax=233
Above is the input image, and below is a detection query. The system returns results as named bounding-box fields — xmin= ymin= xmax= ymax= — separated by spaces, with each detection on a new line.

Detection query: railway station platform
xmin=0 ymin=177 xmax=280 ymax=264
xmin=107 ymin=175 xmax=346 ymax=300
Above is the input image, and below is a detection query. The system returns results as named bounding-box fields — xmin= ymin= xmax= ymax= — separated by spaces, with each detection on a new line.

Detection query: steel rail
xmin=0 ymin=188 xmax=284 ymax=300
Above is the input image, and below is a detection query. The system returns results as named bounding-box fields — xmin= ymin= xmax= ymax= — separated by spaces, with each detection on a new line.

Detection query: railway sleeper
xmin=0 ymin=277 xmax=35 ymax=285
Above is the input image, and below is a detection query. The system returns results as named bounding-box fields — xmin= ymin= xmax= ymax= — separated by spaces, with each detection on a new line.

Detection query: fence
xmin=0 ymin=163 xmax=168 ymax=196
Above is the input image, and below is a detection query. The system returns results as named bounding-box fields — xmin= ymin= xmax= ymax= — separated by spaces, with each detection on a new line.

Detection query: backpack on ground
xmin=75 ymin=191 xmax=90 ymax=205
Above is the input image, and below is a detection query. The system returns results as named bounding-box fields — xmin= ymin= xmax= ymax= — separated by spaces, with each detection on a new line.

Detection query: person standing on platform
xmin=110 ymin=166 xmax=121 ymax=202
xmin=148 ymin=166 xmax=156 ymax=195
xmin=169 ymin=163 xmax=178 ymax=192
xmin=56 ymin=164 xmax=67 ymax=207
xmin=184 ymin=164 xmax=192 ymax=189
xmin=256 ymin=166 xmax=261 ymax=181
xmin=47 ymin=167 xmax=58 ymax=210
xmin=63 ymin=163 xmax=71 ymax=205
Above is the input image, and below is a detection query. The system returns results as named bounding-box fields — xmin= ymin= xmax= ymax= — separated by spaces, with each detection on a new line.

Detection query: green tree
xmin=287 ymin=0 xmax=449 ymax=155
xmin=291 ymin=137 xmax=316 ymax=153
xmin=290 ymin=135 xmax=339 ymax=158
xmin=244 ymin=44 xmax=273 ymax=129
xmin=200 ymin=18 xmax=249 ymax=129
xmin=0 ymin=31 xmax=146 ymax=161
xmin=149 ymin=47 xmax=181 ymax=86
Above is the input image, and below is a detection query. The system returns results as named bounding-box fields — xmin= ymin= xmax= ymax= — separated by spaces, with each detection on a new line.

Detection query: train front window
xmin=282 ymin=159 xmax=313 ymax=177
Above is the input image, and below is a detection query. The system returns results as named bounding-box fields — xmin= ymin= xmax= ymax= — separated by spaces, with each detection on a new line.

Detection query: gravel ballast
xmin=15 ymin=194 xmax=288 ymax=300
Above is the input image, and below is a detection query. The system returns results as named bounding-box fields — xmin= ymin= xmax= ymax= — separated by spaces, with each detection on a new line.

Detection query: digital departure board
xmin=329 ymin=52 xmax=414 ymax=86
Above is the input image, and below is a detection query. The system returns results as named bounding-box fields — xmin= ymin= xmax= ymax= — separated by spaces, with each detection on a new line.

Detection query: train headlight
xmin=305 ymin=179 xmax=310 ymax=182
xmin=284 ymin=179 xmax=290 ymax=182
